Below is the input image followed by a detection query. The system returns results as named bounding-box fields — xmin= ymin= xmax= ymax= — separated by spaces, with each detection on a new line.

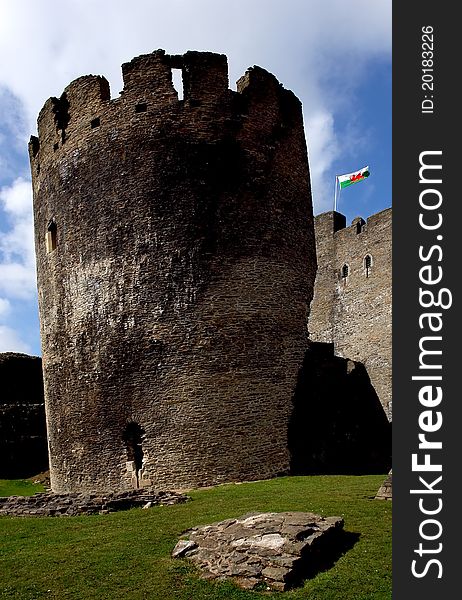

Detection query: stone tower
xmin=29 ymin=50 xmax=316 ymax=493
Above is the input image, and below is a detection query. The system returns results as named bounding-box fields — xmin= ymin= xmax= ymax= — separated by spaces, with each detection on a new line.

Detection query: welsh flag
xmin=337 ymin=166 xmax=370 ymax=189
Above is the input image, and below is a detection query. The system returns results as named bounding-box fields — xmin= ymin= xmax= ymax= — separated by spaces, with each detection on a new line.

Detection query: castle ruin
xmin=29 ymin=50 xmax=317 ymax=493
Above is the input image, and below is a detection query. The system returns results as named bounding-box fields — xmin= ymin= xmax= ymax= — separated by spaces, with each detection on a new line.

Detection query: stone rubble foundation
xmin=172 ymin=511 xmax=344 ymax=591
xmin=0 ymin=488 xmax=189 ymax=517
xmin=375 ymin=471 xmax=392 ymax=500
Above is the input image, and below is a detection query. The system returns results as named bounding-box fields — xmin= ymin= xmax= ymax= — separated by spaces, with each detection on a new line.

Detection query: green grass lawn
xmin=0 ymin=475 xmax=391 ymax=600
xmin=0 ymin=479 xmax=45 ymax=497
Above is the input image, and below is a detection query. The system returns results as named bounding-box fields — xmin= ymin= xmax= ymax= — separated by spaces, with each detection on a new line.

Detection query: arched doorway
xmin=123 ymin=422 xmax=145 ymax=488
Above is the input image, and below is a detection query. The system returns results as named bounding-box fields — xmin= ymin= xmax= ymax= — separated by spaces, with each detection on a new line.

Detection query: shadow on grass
xmin=289 ymin=529 xmax=361 ymax=589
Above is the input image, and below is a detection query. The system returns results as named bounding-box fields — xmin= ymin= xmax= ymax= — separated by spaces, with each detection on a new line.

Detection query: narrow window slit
xmin=91 ymin=117 xmax=100 ymax=129
xmin=364 ymin=254 xmax=372 ymax=277
xmin=135 ymin=102 xmax=147 ymax=113
xmin=46 ymin=220 xmax=57 ymax=253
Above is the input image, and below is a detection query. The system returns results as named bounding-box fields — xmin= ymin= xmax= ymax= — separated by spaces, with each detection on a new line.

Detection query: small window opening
xmin=53 ymin=142 xmax=59 ymax=152
xmin=46 ymin=220 xmax=57 ymax=253
xmin=171 ymin=69 xmax=184 ymax=100
xmin=90 ymin=117 xmax=100 ymax=129
xmin=364 ymin=254 xmax=372 ymax=277
xmin=135 ymin=102 xmax=147 ymax=113
xmin=341 ymin=264 xmax=349 ymax=279
xmin=123 ymin=422 xmax=145 ymax=488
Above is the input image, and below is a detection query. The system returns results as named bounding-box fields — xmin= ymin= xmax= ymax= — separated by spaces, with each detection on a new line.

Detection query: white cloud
xmin=0 ymin=176 xmax=36 ymax=352
xmin=0 ymin=86 xmax=28 ymax=147
xmin=0 ymin=177 xmax=36 ymax=299
xmin=306 ymin=110 xmax=339 ymax=212
xmin=0 ymin=324 xmax=31 ymax=353
xmin=0 ymin=86 xmax=30 ymax=185
xmin=0 ymin=297 xmax=11 ymax=317
xmin=0 ymin=262 xmax=36 ymax=299
xmin=0 ymin=176 xmax=33 ymax=217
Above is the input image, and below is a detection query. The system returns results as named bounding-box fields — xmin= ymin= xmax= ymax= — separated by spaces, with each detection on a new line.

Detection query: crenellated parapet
xmin=29 ymin=50 xmax=302 ymax=177
xmin=31 ymin=76 xmax=110 ymax=163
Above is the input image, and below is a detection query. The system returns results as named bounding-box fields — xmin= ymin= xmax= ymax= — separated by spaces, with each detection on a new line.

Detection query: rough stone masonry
xmin=0 ymin=488 xmax=188 ymax=517
xmin=29 ymin=50 xmax=316 ymax=493
xmin=172 ymin=511 xmax=344 ymax=591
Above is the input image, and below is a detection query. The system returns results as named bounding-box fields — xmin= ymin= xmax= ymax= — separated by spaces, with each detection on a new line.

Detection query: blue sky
xmin=0 ymin=0 xmax=391 ymax=356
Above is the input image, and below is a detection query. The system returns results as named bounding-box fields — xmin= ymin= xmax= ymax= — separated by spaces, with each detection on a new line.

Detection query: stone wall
xmin=0 ymin=489 xmax=188 ymax=517
xmin=29 ymin=50 xmax=316 ymax=493
xmin=0 ymin=353 xmax=48 ymax=477
xmin=308 ymin=209 xmax=392 ymax=419
xmin=307 ymin=212 xmax=346 ymax=344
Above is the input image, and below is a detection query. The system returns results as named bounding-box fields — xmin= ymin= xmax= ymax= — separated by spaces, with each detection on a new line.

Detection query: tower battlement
xmin=29 ymin=50 xmax=301 ymax=181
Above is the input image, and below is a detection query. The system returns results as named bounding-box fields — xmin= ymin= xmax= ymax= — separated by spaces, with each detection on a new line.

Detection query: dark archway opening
xmin=123 ymin=422 xmax=145 ymax=488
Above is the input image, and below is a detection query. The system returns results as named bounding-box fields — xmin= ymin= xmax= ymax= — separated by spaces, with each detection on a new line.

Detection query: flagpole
xmin=334 ymin=176 xmax=337 ymax=212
